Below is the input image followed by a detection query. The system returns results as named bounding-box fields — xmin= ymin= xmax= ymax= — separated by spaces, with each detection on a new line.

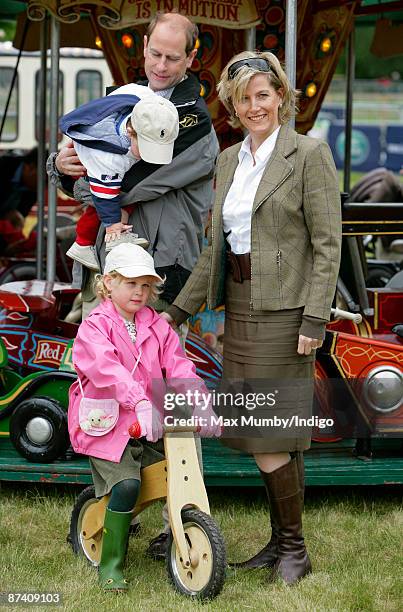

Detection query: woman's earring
xmin=235 ymin=111 xmax=238 ymax=117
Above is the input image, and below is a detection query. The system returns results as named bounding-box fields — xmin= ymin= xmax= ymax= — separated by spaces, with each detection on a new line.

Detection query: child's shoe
xmin=66 ymin=242 xmax=100 ymax=271
xmin=105 ymin=233 xmax=149 ymax=253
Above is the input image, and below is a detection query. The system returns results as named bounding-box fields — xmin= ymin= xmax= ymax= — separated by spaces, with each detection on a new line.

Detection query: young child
xmin=59 ymin=84 xmax=179 ymax=271
xmin=68 ymin=243 xmax=219 ymax=591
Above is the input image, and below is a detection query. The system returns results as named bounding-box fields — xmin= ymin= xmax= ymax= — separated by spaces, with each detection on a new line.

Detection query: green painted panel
xmin=1 ymin=438 xmax=402 ymax=486
xmin=31 ymin=380 xmax=71 ymax=409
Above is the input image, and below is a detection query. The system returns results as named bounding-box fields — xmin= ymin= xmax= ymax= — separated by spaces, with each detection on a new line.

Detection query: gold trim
xmin=357 ymin=322 xmax=365 ymax=337
xmin=355 ymin=318 xmax=372 ymax=338
xmin=344 ymin=220 xmax=403 ymax=224
xmin=342 ymin=232 xmax=403 ymax=236
xmin=329 ymin=332 xmax=337 ymax=355
xmin=0 ymin=431 xmax=9 ymax=436
xmin=364 ymin=318 xmax=373 ymax=337
xmin=374 ymin=292 xmax=378 ymax=330
xmin=0 ymin=380 xmax=31 ymax=407
xmin=330 ymin=353 xmax=347 ymax=379
xmin=330 ymin=353 xmax=372 ymax=428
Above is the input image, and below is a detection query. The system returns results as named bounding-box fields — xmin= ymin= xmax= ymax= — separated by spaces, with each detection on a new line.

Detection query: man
xmin=47 ymin=11 xmax=219 ymax=558
xmin=48 ymin=12 xmax=218 ymax=309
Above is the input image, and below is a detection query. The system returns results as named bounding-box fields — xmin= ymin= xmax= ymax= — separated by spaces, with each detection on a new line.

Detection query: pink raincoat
xmin=68 ymin=299 xmax=201 ymax=462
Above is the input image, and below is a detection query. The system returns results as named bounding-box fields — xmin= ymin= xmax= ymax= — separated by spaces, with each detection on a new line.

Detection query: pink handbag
xmin=78 ymin=350 xmax=142 ymax=436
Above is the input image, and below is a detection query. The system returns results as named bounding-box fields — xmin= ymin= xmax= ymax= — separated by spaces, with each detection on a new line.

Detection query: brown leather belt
xmin=227 ymin=251 xmax=251 ymax=283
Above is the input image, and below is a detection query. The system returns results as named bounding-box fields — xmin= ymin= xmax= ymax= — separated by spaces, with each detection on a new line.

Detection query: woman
xmin=163 ymin=51 xmax=342 ymax=585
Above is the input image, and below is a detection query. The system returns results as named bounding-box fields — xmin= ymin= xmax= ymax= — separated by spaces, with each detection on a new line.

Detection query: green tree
xmin=0 ymin=20 xmax=17 ymax=42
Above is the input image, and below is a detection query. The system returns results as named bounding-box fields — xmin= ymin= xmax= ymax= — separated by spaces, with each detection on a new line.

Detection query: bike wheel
xmin=166 ymin=508 xmax=226 ymax=600
xmin=69 ymin=485 xmax=103 ymax=566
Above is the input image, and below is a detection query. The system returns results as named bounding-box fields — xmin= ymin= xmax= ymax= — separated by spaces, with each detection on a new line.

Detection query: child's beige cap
xmin=131 ymin=97 xmax=179 ymax=165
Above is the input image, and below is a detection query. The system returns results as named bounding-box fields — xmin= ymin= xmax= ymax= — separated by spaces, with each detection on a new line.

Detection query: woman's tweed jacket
xmin=172 ymin=123 xmax=342 ymax=332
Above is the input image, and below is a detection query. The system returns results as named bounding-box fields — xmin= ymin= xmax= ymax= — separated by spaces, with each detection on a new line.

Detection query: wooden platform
xmin=0 ymin=438 xmax=402 ymax=487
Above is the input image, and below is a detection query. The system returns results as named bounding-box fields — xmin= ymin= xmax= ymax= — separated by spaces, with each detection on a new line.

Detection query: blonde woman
xmin=164 ymin=51 xmax=342 ymax=584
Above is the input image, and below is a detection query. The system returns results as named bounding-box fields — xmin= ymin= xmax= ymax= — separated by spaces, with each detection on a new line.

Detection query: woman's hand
xmin=105 ymin=222 xmax=133 ymax=242
xmin=160 ymin=312 xmax=177 ymax=330
xmin=193 ymin=404 xmax=222 ymax=438
xmin=56 ymin=141 xmax=86 ymax=177
xmin=297 ymin=335 xmax=323 ymax=356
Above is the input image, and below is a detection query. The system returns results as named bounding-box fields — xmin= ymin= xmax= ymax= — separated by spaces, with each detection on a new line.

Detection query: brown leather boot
xmin=266 ymin=458 xmax=312 ymax=585
xmin=229 ymin=469 xmax=279 ymax=569
xmin=294 ymin=451 xmax=305 ymax=505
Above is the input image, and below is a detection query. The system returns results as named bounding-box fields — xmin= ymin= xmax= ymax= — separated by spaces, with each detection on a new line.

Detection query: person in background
xmin=0 ymin=148 xmax=40 ymax=256
xmin=0 ymin=209 xmax=37 ymax=256
xmin=163 ymin=50 xmax=342 ymax=585
xmin=0 ymin=148 xmax=38 ymax=219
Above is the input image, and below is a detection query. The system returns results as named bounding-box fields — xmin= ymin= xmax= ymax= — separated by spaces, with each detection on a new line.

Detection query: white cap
xmin=104 ymin=243 xmax=163 ymax=282
xmin=131 ymin=96 xmax=179 ymax=165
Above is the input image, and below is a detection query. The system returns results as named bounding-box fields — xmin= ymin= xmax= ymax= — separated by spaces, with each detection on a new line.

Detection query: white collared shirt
xmin=222 ymin=127 xmax=280 ymax=254
xmin=148 ymin=84 xmax=175 ymax=99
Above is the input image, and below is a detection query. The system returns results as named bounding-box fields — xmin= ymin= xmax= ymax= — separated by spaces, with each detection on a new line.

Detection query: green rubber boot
xmin=98 ymin=508 xmax=132 ymax=591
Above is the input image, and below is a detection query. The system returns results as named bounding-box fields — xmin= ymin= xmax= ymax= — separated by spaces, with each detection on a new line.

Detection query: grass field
xmin=1 ymin=482 xmax=402 ymax=611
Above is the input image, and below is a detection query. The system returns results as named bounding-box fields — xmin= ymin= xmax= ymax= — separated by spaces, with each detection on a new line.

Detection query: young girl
xmin=68 ymin=243 xmax=219 ymax=591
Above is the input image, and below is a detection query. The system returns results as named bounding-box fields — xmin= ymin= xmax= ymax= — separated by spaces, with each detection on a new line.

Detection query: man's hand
xmin=56 ymin=141 xmax=86 ymax=177
xmin=297 ymin=335 xmax=323 ymax=356
xmin=105 ymin=222 xmax=133 ymax=242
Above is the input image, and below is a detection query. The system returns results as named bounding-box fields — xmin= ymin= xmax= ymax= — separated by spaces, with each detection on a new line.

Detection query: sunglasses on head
xmin=227 ymin=57 xmax=279 ymax=81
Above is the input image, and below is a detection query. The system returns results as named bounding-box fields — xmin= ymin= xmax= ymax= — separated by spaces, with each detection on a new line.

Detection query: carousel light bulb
xmin=305 ymin=82 xmax=317 ymax=98
xmin=320 ymin=37 xmax=332 ymax=53
xmin=122 ymin=34 xmax=134 ymax=49
xmin=195 ymin=38 xmax=200 ymax=50
xmin=95 ymin=36 xmax=102 ymax=49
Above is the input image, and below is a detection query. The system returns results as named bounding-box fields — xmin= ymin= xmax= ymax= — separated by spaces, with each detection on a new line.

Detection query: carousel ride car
xmin=319 ymin=199 xmax=403 ymax=458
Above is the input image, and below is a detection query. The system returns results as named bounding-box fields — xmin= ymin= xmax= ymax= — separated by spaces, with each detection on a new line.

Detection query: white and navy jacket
xmin=60 ymin=84 xmax=152 ymax=225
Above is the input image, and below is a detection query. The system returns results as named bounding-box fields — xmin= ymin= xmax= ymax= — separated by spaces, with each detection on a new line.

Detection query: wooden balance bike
xmin=68 ymin=427 xmax=226 ymax=600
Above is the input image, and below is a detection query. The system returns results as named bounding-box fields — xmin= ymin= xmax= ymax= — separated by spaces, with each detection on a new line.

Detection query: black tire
xmin=166 ymin=508 xmax=226 ymax=600
xmin=69 ymin=485 xmax=100 ymax=566
xmin=0 ymin=263 xmax=37 ymax=284
xmin=366 ymin=265 xmax=394 ymax=288
xmin=9 ymin=396 xmax=69 ymax=463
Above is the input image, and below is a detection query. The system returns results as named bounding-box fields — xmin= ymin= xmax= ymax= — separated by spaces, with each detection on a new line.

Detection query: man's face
xmin=144 ymin=23 xmax=197 ymax=91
